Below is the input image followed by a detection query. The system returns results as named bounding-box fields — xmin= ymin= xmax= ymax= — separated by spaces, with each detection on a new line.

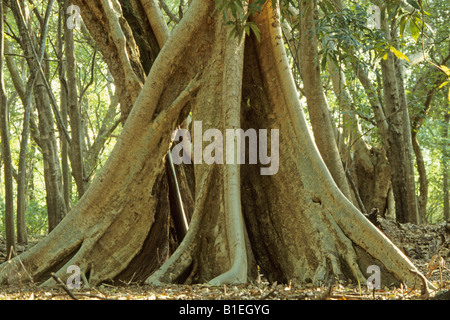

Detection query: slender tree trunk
xmin=58 ymin=1 xmax=71 ymax=209
xmin=84 ymin=96 xmax=120 ymax=178
xmin=443 ymin=111 xmax=450 ymax=223
xmin=412 ymin=128 xmax=428 ymax=223
xmin=380 ymin=58 xmax=419 ymax=223
xmin=410 ymin=55 xmax=450 ymax=223
xmin=326 ymin=50 xmax=392 ymax=215
xmin=361 ymin=6 xmax=419 ymax=224
xmin=64 ymin=0 xmax=87 ymax=198
xmin=298 ymin=0 xmax=352 ymax=201
xmin=15 ymin=74 xmax=32 ymax=246
xmin=0 ymin=1 xmax=16 ymax=258
xmin=15 ymin=0 xmax=52 ymax=246
xmin=27 ymin=147 xmax=35 ymax=203
xmin=395 ymin=57 xmax=420 ymax=223
xmin=10 ymin=0 xmax=67 ymax=231
xmin=35 ymin=78 xmax=68 ymax=231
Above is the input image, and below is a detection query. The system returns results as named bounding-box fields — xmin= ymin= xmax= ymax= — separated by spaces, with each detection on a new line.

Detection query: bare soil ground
xmin=1 ymin=217 xmax=449 ymax=300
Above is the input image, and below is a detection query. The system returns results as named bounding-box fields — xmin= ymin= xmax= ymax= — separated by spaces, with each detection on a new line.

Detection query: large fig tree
xmin=0 ymin=0 xmax=427 ymax=290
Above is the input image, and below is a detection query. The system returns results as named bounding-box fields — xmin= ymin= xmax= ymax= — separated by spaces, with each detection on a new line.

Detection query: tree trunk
xmin=410 ymin=56 xmax=450 ymax=223
xmin=378 ymin=10 xmax=419 ymax=224
xmin=411 ymin=129 xmax=428 ymax=223
xmin=297 ymin=0 xmax=352 ymax=201
xmin=16 ymin=0 xmax=53 ymax=245
xmin=58 ymin=2 xmax=71 ymax=209
xmin=0 ymin=0 xmax=16 ymax=258
xmin=443 ymin=111 xmax=450 ymax=223
xmin=0 ymin=0 xmax=430 ymax=291
xmin=326 ymin=46 xmax=392 ymax=215
xmin=34 ymin=75 xmax=68 ymax=232
xmin=15 ymin=80 xmax=32 ymax=246
xmin=5 ymin=40 xmax=30 ymax=245
xmin=9 ymin=0 xmax=67 ymax=232
xmin=381 ymin=58 xmax=419 ymax=224
xmin=148 ymin=1 xmax=427 ymax=288
xmin=64 ymin=0 xmax=87 ymax=198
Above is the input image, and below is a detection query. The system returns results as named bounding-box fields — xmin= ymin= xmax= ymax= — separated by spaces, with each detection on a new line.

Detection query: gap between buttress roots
xmin=146 ymin=167 xmax=216 ymax=285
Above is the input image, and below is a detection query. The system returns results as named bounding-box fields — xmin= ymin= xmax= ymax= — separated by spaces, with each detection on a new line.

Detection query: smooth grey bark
xmin=298 ymin=0 xmax=352 ymax=201
xmin=15 ymin=69 xmax=32 ymax=245
xmin=411 ymin=112 xmax=429 ymax=224
xmin=65 ymin=0 xmax=87 ymax=198
xmin=379 ymin=10 xmax=419 ymax=224
xmin=58 ymin=2 xmax=71 ymax=209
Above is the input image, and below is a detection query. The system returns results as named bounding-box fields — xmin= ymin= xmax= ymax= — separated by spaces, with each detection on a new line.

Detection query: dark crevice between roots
xmin=113 ymin=173 xmax=171 ymax=284
xmin=174 ymin=260 xmax=195 ymax=284
xmin=241 ymin=167 xmax=288 ymax=284
xmin=84 ymin=267 xmax=91 ymax=284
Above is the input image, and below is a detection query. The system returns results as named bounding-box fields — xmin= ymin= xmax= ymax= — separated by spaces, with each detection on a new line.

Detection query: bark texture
xmin=65 ymin=0 xmax=87 ymax=198
xmin=378 ymin=11 xmax=419 ymax=224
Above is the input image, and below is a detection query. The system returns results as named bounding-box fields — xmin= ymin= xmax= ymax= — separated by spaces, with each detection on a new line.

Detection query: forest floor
xmin=1 ymin=217 xmax=449 ymax=301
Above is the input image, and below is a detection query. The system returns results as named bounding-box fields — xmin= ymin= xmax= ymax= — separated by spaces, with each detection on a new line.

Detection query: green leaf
xmin=244 ymin=25 xmax=250 ymax=36
xmin=388 ymin=5 xmax=400 ymax=22
xmin=407 ymin=0 xmax=421 ymax=10
xmin=248 ymin=22 xmax=261 ymax=42
xmin=409 ymin=19 xmax=420 ymax=42
xmin=321 ymin=54 xmax=327 ymax=70
xmin=399 ymin=15 xmax=407 ymax=38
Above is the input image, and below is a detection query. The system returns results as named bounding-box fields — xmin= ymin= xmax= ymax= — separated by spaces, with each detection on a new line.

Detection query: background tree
xmin=0 ymin=0 xmax=15 ymax=258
